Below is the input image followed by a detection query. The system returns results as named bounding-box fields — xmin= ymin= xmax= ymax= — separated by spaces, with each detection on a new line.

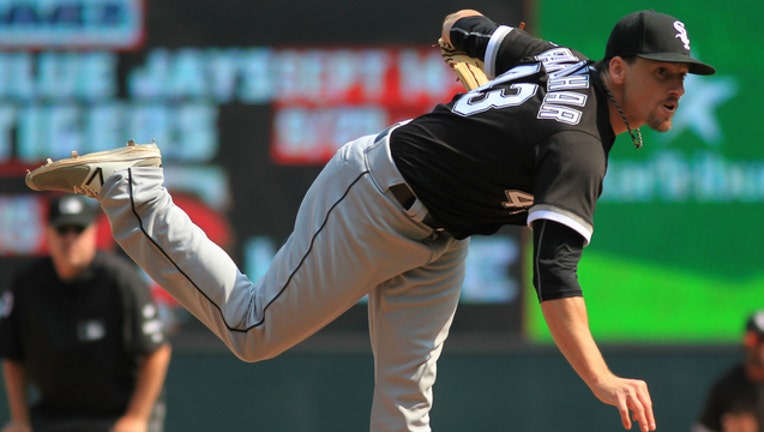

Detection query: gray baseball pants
xmin=97 ymin=129 xmax=469 ymax=431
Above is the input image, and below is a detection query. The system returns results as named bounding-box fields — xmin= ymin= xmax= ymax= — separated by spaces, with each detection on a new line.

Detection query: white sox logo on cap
xmin=673 ymin=21 xmax=691 ymax=51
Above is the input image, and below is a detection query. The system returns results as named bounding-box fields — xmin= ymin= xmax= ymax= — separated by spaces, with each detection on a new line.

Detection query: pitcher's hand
xmin=590 ymin=374 xmax=656 ymax=431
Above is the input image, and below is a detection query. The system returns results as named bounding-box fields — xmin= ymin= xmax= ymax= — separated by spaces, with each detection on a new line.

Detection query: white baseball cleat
xmin=25 ymin=140 xmax=162 ymax=198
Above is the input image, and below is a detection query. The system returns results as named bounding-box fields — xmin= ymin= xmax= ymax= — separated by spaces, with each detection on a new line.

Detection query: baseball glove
xmin=437 ymin=38 xmax=488 ymax=91
xmin=438 ymin=21 xmax=526 ymax=91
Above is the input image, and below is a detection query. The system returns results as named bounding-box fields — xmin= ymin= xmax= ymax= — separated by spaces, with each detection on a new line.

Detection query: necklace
xmin=603 ymin=84 xmax=643 ymax=149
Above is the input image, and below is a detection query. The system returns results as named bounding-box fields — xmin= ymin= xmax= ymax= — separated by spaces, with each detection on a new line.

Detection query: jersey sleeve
xmin=528 ymin=131 xmax=607 ymax=245
xmin=532 ymin=219 xmax=584 ymax=302
xmin=449 ymin=16 xmax=557 ymax=79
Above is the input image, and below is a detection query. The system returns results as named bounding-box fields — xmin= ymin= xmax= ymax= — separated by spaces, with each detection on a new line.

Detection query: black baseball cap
xmin=48 ymin=194 xmax=99 ymax=229
xmin=605 ymin=10 xmax=715 ymax=75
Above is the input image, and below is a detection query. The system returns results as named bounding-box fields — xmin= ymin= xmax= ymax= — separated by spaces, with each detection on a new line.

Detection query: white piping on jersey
xmin=485 ymin=25 xmax=513 ymax=79
xmin=527 ymin=204 xmax=593 ymax=245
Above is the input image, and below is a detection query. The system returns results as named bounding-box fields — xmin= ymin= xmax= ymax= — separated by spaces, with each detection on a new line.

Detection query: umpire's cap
xmin=48 ymin=194 xmax=99 ymax=228
xmin=605 ymin=10 xmax=715 ymax=75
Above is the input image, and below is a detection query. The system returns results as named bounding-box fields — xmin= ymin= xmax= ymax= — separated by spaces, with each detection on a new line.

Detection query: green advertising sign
xmin=527 ymin=0 xmax=763 ymax=342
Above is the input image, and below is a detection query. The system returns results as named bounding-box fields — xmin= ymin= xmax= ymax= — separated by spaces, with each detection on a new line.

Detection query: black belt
xmin=389 ymin=183 xmax=417 ymax=211
xmin=389 ymin=183 xmax=444 ymax=232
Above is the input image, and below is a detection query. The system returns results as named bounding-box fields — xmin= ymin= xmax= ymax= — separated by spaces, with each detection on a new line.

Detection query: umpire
xmin=0 ymin=195 xmax=172 ymax=432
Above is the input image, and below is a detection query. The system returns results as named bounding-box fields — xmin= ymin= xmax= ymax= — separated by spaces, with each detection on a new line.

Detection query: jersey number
xmin=502 ymin=190 xmax=534 ymax=215
xmin=452 ymin=64 xmax=540 ymax=116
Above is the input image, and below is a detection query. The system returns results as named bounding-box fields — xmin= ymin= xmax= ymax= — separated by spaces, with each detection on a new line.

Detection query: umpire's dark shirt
xmin=698 ymin=363 xmax=762 ymax=431
xmin=0 ymin=251 xmax=166 ymax=420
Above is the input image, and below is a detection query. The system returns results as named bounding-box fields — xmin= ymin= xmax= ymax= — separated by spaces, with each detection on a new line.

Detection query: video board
xmin=0 ymin=0 xmax=528 ymax=340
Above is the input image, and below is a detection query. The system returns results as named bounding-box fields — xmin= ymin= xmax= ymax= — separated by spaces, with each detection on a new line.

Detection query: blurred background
xmin=0 ymin=0 xmax=760 ymax=430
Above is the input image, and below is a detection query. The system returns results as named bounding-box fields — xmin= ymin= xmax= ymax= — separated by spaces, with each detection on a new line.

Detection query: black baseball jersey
xmin=390 ymin=18 xmax=615 ymax=242
xmin=697 ymin=364 xmax=763 ymax=431
xmin=0 ymin=251 xmax=167 ymax=420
